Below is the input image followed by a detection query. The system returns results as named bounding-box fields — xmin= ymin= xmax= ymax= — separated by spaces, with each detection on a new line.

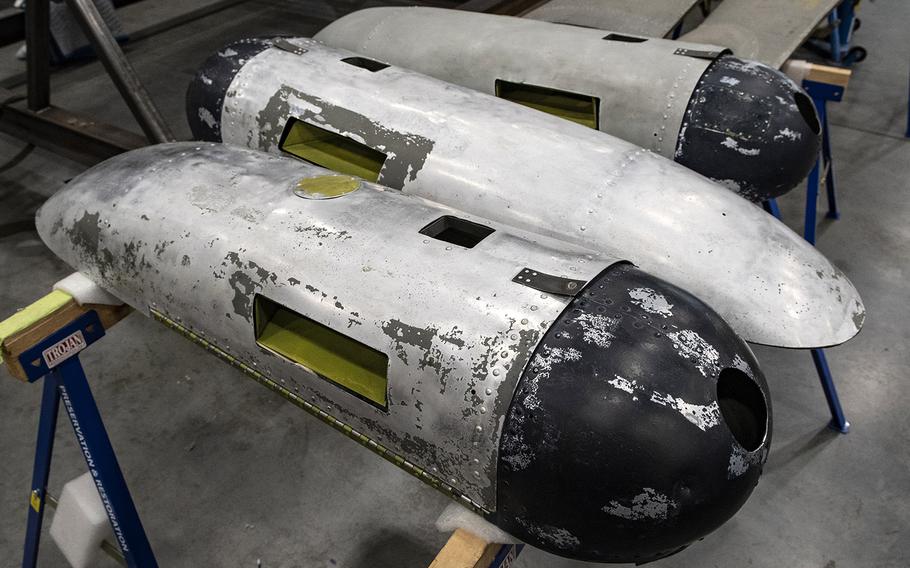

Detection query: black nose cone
xmin=186 ymin=38 xmax=274 ymax=142
xmin=494 ymin=263 xmax=771 ymax=563
xmin=674 ymin=55 xmax=821 ymax=201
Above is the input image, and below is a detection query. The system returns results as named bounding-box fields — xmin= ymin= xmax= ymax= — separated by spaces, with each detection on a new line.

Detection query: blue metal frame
xmin=802 ymin=79 xmax=843 ymax=244
xmin=19 ymin=310 xmax=158 ymax=568
xmin=811 ymin=349 xmax=850 ymax=433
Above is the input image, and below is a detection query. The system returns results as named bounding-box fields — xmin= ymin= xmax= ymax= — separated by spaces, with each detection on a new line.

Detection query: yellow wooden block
xmin=429 ymin=529 xmax=500 ymax=568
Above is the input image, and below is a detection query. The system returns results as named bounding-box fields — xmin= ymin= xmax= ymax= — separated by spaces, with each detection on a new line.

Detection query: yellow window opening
xmin=255 ymin=295 xmax=389 ymax=410
xmin=279 ymin=118 xmax=387 ymax=183
xmin=495 ymin=79 xmax=600 ymax=130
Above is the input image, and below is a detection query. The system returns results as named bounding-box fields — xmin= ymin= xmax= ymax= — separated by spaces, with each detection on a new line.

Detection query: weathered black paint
xmin=494 ymin=264 xmax=771 ymax=563
xmin=185 ymin=37 xmax=274 ymax=142
xmin=675 ymin=55 xmax=821 ymax=202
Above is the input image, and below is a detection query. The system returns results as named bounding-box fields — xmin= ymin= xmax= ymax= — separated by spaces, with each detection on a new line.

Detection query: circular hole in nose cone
xmin=717 ymin=368 xmax=768 ymax=451
xmin=794 ymin=91 xmax=821 ymax=135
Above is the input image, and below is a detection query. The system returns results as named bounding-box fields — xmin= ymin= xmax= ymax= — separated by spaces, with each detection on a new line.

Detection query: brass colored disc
xmin=294 ymin=174 xmax=362 ymax=200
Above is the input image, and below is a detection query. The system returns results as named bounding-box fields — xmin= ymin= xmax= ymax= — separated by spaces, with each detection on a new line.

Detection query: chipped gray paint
xmin=628 ymin=287 xmax=674 ymax=317
xmin=575 ymin=313 xmax=619 ymax=349
xmin=35 ymin=142 xmax=623 ymax=512
xmin=607 ymin=375 xmax=721 ymax=431
xmin=667 ymin=329 xmax=721 ymax=378
xmin=251 ymin=86 xmax=435 ymax=188
xmin=774 ymin=127 xmax=801 ymax=141
xmin=602 ymin=488 xmax=678 ymax=521
xmin=500 ymin=345 xmax=582 ymax=472
xmin=721 ymin=136 xmax=761 ymax=156
xmin=526 ymin=347 xmax=582 ymax=411
xmin=728 ymin=444 xmax=768 ymax=479
xmin=731 ymin=353 xmax=755 ymax=377
xmin=649 ymin=393 xmax=721 ymax=431
xmin=516 ymin=518 xmax=581 ymax=552
xmin=216 ymin=36 xmax=864 ymax=350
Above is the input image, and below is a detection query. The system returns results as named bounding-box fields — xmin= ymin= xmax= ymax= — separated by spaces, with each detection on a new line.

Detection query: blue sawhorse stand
xmin=18 ymin=309 xmax=158 ymax=567
xmin=763 ymin=76 xmax=850 ymax=433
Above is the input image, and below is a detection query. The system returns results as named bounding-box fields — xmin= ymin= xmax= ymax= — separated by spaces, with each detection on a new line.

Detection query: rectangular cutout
xmin=341 ymin=56 xmax=389 ymax=72
xmin=279 ymin=118 xmax=387 ymax=182
xmin=419 ymin=215 xmax=494 ymax=249
xmin=495 ymin=79 xmax=600 ymax=130
xmin=255 ymin=295 xmax=389 ymax=410
xmin=602 ymin=33 xmax=648 ymax=43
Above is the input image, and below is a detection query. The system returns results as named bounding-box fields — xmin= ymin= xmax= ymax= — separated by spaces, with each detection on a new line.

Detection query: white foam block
xmin=49 ymin=472 xmax=115 ymax=568
xmin=435 ymin=502 xmax=522 ymax=545
xmin=53 ymin=272 xmax=123 ymax=306
xmin=781 ymin=59 xmax=811 ymax=84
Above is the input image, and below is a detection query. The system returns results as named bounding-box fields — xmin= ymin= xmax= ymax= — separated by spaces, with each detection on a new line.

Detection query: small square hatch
xmin=419 ymin=215 xmax=495 ymax=249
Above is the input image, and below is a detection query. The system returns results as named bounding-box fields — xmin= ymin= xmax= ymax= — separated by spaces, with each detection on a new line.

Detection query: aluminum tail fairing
xmin=188 ymin=38 xmax=864 ymax=349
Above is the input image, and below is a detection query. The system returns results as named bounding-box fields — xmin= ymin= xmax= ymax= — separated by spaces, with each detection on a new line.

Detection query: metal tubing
xmin=827 ymin=11 xmax=842 ymax=64
xmin=22 ymin=373 xmax=61 ymax=568
xmin=25 ymin=0 xmax=50 ymax=110
xmin=0 ymin=103 xmax=147 ymax=166
xmin=64 ymin=0 xmax=174 ymax=143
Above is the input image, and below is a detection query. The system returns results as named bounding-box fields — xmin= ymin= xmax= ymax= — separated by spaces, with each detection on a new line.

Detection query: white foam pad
xmin=435 ymin=502 xmax=522 ymax=545
xmin=49 ymin=472 xmax=115 ymax=568
xmin=53 ymin=272 xmax=123 ymax=306
xmin=781 ymin=59 xmax=811 ymax=84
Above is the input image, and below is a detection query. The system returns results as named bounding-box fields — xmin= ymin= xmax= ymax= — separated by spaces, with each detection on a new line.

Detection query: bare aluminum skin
xmin=209 ymin=38 xmax=864 ymax=349
xmin=314 ymin=8 xmax=823 ymax=201
xmin=525 ymin=0 xmax=700 ymax=38
xmin=34 ymin=142 xmax=616 ymax=511
xmin=314 ymin=7 xmax=718 ymax=160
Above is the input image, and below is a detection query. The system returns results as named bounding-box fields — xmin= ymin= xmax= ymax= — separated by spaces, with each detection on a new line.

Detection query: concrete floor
xmin=0 ymin=1 xmax=908 ymax=566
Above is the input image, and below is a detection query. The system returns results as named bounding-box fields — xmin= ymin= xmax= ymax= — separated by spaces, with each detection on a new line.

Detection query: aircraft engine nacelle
xmin=314 ymin=7 xmax=822 ymax=201
xmin=36 ymin=143 xmax=771 ymax=564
